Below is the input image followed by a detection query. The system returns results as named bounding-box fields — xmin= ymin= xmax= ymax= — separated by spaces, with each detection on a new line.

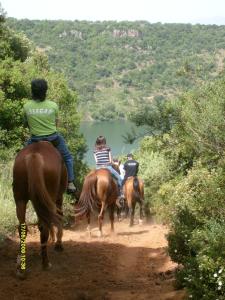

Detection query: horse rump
xmin=25 ymin=152 xmax=61 ymax=232
xmin=75 ymin=168 xmax=117 ymax=235
xmin=13 ymin=141 xmax=67 ymax=276
xmin=133 ymin=176 xmax=141 ymax=200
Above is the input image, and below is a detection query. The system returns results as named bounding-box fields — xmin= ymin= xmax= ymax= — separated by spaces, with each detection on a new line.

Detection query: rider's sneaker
xmin=67 ymin=182 xmax=76 ymax=194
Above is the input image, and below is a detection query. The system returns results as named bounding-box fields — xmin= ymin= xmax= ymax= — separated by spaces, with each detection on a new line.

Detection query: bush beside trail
xmin=134 ymin=76 xmax=225 ymax=299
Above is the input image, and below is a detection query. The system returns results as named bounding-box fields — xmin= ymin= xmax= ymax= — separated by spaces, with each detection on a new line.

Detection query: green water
xmin=80 ymin=120 xmax=146 ymax=167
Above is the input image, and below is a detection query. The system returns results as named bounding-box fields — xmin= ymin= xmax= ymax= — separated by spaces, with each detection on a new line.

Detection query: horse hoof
xmin=43 ymin=262 xmax=52 ymax=270
xmin=139 ymin=219 xmax=143 ymax=225
xmin=54 ymin=243 xmax=64 ymax=252
xmin=16 ymin=269 xmax=26 ymax=280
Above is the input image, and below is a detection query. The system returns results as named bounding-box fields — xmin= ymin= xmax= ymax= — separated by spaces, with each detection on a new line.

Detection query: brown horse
xmin=13 ymin=141 xmax=67 ymax=278
xmin=75 ymin=168 xmax=118 ymax=236
xmin=124 ymin=176 xmax=144 ymax=226
xmin=112 ymin=161 xmax=124 ymax=221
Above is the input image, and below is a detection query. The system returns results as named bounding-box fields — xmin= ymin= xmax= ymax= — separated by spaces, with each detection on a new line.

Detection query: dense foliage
xmin=6 ymin=18 xmax=225 ymax=120
xmin=0 ymin=5 xmax=87 ymax=236
xmin=134 ymin=75 xmax=225 ymax=299
xmin=0 ymin=8 xmax=87 ymax=174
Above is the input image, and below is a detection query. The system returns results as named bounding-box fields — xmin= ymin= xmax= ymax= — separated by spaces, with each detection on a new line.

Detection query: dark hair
xmin=95 ymin=135 xmax=107 ymax=150
xmin=127 ymin=153 xmax=133 ymax=159
xmin=31 ymin=79 xmax=48 ymax=101
xmin=113 ymin=158 xmax=120 ymax=164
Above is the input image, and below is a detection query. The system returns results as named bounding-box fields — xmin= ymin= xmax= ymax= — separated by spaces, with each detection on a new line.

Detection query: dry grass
xmin=0 ymin=161 xmax=37 ymax=239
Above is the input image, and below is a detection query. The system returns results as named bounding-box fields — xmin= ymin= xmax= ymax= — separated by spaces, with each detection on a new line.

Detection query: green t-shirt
xmin=23 ymin=99 xmax=59 ymax=136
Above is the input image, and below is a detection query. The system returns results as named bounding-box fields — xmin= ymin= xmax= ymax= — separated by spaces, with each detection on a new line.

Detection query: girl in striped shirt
xmin=94 ymin=136 xmax=122 ymax=188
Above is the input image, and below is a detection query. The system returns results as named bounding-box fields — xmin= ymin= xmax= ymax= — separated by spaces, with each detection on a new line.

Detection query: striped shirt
xmin=94 ymin=147 xmax=111 ymax=167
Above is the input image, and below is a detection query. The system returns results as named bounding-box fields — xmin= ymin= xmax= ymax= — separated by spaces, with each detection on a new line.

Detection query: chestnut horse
xmin=75 ymin=168 xmax=118 ymax=236
xmin=124 ymin=176 xmax=144 ymax=226
xmin=13 ymin=141 xmax=67 ymax=278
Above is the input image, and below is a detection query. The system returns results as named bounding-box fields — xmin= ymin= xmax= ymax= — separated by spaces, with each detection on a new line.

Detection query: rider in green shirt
xmin=24 ymin=100 xmax=59 ymax=136
xmin=24 ymin=79 xmax=76 ymax=194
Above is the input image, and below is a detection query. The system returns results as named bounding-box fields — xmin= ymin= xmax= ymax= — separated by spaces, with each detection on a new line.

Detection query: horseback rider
xmin=122 ymin=153 xmax=139 ymax=185
xmin=23 ymin=78 xmax=76 ymax=194
xmin=93 ymin=136 xmax=123 ymax=197
xmin=112 ymin=158 xmax=125 ymax=180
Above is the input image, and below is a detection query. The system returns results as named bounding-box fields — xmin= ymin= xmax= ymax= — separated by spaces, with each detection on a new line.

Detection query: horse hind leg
xmin=55 ymin=169 xmax=67 ymax=250
xmin=108 ymin=203 xmax=115 ymax=233
xmin=86 ymin=210 xmax=91 ymax=237
xmin=129 ymin=201 xmax=136 ymax=227
xmin=38 ymin=222 xmax=52 ymax=270
xmin=15 ymin=200 xmax=28 ymax=279
xmin=55 ymin=201 xmax=64 ymax=252
xmin=54 ymin=223 xmax=63 ymax=252
xmin=139 ymin=199 xmax=144 ymax=225
xmin=116 ymin=205 xmax=122 ymax=222
xmin=124 ymin=203 xmax=129 ymax=219
xmin=98 ymin=202 xmax=106 ymax=237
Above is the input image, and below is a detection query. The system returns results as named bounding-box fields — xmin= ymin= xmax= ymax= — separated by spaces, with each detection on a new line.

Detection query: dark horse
xmin=124 ymin=176 xmax=144 ymax=226
xmin=111 ymin=161 xmax=124 ymax=221
xmin=75 ymin=168 xmax=118 ymax=237
xmin=13 ymin=141 xmax=67 ymax=278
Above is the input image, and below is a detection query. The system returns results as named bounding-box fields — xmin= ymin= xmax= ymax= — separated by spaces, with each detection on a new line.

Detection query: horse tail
xmin=26 ymin=153 xmax=60 ymax=237
xmin=133 ymin=176 xmax=141 ymax=200
xmin=75 ymin=171 xmax=98 ymax=217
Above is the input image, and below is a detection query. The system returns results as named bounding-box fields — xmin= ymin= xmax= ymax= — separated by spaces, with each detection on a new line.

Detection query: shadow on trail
xmin=0 ymin=228 xmax=184 ymax=300
xmin=117 ymin=230 xmax=149 ymax=236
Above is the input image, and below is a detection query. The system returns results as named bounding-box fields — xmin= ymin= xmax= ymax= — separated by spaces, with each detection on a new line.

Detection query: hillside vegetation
xmin=133 ymin=69 xmax=225 ymax=299
xmin=6 ymin=19 xmax=225 ymax=120
xmin=0 ymin=6 xmax=87 ymax=237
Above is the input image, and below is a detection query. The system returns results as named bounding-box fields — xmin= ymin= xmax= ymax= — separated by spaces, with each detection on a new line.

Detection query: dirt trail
xmin=0 ymin=218 xmax=186 ymax=300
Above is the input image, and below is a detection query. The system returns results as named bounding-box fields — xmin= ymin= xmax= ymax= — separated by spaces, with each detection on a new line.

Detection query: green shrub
xmin=137 ymin=137 xmax=172 ymax=204
xmin=157 ymin=164 xmax=225 ymax=299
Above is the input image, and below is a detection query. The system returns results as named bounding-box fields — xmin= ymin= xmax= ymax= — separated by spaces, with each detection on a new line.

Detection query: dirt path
xmin=0 ymin=218 xmax=186 ymax=300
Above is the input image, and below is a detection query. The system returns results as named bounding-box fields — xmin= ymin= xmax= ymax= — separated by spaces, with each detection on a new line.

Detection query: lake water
xmin=80 ymin=120 xmax=146 ymax=167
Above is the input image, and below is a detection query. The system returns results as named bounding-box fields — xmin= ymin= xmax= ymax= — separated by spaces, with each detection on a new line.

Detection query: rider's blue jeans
xmin=27 ymin=133 xmax=74 ymax=182
xmin=96 ymin=165 xmax=122 ymax=187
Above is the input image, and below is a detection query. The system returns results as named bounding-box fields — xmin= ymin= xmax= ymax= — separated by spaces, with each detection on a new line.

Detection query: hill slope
xmin=7 ymin=19 xmax=225 ymax=120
